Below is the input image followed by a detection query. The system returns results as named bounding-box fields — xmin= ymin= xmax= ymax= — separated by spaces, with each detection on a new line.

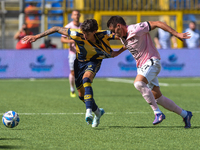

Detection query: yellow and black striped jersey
xmin=67 ymin=29 xmax=117 ymax=61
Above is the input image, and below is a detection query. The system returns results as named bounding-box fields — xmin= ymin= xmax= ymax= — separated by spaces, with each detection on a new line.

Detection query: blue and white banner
xmin=98 ymin=49 xmax=200 ymax=77
xmin=0 ymin=49 xmax=200 ymax=78
xmin=0 ymin=50 xmax=69 ymax=78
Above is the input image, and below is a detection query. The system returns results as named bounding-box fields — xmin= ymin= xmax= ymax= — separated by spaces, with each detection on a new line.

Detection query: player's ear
xmin=116 ymin=24 xmax=121 ymax=28
xmin=93 ymin=30 xmax=97 ymax=34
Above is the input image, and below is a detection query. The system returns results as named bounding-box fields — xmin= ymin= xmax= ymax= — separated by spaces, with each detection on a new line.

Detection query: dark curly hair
xmin=107 ymin=16 xmax=126 ymax=28
xmin=81 ymin=19 xmax=98 ymax=32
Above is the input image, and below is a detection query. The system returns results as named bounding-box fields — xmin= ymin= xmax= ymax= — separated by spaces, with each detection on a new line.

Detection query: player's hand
xmin=22 ymin=35 xmax=37 ymax=44
xmin=176 ymin=32 xmax=191 ymax=41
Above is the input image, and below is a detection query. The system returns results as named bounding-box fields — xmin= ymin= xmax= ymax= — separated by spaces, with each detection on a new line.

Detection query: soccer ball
xmin=2 ymin=111 xmax=20 ymax=128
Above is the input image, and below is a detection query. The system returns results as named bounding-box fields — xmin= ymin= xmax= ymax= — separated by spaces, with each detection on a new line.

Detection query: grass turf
xmin=0 ymin=78 xmax=199 ymax=150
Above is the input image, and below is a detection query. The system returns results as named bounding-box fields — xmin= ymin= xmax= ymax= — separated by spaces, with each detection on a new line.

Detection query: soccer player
xmin=22 ymin=19 xmax=126 ymax=128
xmin=107 ymin=16 xmax=193 ymax=128
xmin=61 ymin=10 xmax=82 ymax=98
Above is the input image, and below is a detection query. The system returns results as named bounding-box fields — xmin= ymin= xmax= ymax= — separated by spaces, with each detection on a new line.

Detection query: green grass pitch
xmin=0 ymin=78 xmax=200 ymax=150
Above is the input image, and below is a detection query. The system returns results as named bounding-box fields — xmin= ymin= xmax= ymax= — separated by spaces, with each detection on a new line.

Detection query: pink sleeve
xmin=135 ymin=22 xmax=150 ymax=36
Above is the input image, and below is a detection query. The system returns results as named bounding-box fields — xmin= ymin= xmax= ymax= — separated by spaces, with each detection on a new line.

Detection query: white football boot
xmin=92 ymin=108 xmax=105 ymax=127
xmin=85 ymin=113 xmax=93 ymax=125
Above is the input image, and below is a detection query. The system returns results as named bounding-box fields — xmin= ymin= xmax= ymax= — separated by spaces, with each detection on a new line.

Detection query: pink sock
xmin=156 ymin=95 xmax=182 ymax=115
xmin=69 ymin=73 xmax=75 ymax=92
xmin=134 ymin=81 xmax=159 ymax=111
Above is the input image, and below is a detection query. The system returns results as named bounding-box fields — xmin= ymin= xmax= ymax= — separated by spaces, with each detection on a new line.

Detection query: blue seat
xmin=66 ymin=0 xmax=73 ymax=8
xmin=25 ymin=0 xmax=63 ymax=2
xmin=47 ymin=2 xmax=63 ymax=37
xmin=49 ymin=2 xmax=63 ymax=14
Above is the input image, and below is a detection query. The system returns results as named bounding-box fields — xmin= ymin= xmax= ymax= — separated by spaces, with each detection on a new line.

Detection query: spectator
xmin=154 ymin=22 xmax=177 ymax=49
xmin=39 ymin=38 xmax=57 ymax=49
xmin=25 ymin=2 xmax=40 ymax=35
xmin=14 ymin=23 xmax=33 ymax=50
xmin=184 ymin=21 xmax=200 ymax=48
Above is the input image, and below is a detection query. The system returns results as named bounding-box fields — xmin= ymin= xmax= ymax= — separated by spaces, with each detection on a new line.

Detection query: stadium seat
xmin=25 ymin=0 xmax=63 ymax=2
xmin=48 ymin=2 xmax=63 ymax=37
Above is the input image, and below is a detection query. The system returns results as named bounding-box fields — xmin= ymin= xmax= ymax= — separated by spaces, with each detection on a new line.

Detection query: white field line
xmin=0 ymin=78 xmax=200 ymax=86
xmin=107 ymin=78 xmax=200 ymax=87
xmin=1 ymin=111 xmax=200 ymax=115
xmin=0 ymin=79 xmax=68 ymax=82
xmin=28 ymin=78 xmax=200 ymax=86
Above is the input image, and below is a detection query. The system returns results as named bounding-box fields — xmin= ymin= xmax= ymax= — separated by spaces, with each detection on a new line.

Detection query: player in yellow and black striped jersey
xmin=67 ymin=28 xmax=116 ymax=61
xmin=22 ymin=19 xmax=127 ymax=128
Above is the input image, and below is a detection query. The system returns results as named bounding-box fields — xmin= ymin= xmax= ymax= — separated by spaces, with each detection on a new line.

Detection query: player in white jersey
xmin=61 ymin=10 xmax=81 ymax=98
xmin=107 ymin=16 xmax=193 ymax=128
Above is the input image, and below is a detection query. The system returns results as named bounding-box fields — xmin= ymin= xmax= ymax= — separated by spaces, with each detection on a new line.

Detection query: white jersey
xmin=185 ymin=28 xmax=200 ymax=48
xmin=120 ymin=22 xmax=160 ymax=68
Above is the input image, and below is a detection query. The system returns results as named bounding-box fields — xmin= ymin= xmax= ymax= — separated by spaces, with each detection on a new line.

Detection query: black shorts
xmin=74 ymin=59 xmax=102 ymax=89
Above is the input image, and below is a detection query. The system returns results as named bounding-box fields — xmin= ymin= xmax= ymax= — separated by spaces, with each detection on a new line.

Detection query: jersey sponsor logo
xmin=126 ymin=45 xmax=138 ymax=57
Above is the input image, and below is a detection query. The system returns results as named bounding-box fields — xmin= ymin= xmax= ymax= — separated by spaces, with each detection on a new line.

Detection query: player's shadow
xmin=0 ymin=145 xmax=23 ymax=149
xmin=0 ymin=138 xmax=23 ymax=149
xmin=107 ymin=125 xmax=200 ymax=129
xmin=0 ymin=138 xmax=21 ymax=140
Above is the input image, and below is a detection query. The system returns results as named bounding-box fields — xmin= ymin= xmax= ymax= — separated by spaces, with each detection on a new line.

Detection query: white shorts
xmin=68 ymin=53 xmax=76 ymax=71
xmin=137 ymin=58 xmax=161 ymax=89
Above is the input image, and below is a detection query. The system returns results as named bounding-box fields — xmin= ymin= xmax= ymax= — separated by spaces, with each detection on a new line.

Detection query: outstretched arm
xmin=61 ymin=36 xmax=75 ymax=44
xmin=111 ymin=46 xmax=127 ymax=57
xmin=148 ymin=21 xmax=191 ymax=41
xmin=22 ymin=26 xmax=69 ymax=43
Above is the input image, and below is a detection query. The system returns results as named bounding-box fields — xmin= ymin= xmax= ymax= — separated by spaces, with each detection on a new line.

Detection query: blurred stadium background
xmin=0 ymin=0 xmax=200 ymax=79
xmin=0 ymin=0 xmax=200 ymax=49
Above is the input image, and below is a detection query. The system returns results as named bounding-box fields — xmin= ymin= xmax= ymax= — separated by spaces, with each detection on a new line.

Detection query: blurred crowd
xmin=13 ymin=2 xmax=200 ymax=50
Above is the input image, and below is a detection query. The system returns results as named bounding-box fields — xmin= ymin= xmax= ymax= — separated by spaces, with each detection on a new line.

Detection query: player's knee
xmin=71 ymin=71 xmax=75 ymax=76
xmin=155 ymin=95 xmax=164 ymax=104
xmin=134 ymin=81 xmax=146 ymax=91
xmin=83 ymin=77 xmax=91 ymax=87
